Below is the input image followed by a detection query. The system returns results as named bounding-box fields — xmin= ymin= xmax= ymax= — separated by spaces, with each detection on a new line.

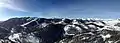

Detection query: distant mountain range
xmin=0 ymin=17 xmax=120 ymax=43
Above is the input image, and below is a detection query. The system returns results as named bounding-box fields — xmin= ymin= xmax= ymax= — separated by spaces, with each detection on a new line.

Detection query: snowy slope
xmin=0 ymin=17 xmax=120 ymax=43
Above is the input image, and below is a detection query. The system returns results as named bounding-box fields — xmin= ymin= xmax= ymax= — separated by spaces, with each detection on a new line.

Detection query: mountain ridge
xmin=0 ymin=17 xmax=120 ymax=43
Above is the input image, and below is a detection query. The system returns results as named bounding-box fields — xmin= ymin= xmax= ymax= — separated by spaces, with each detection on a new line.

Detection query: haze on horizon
xmin=0 ymin=0 xmax=120 ymax=21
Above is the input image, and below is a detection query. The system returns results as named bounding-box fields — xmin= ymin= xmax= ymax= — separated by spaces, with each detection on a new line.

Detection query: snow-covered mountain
xmin=0 ymin=17 xmax=120 ymax=43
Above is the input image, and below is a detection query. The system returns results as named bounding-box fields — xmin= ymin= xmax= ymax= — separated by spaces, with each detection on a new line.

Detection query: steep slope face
xmin=0 ymin=17 xmax=120 ymax=43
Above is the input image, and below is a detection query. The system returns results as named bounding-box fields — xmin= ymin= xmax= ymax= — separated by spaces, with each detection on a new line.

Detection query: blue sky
xmin=0 ymin=0 xmax=120 ymax=20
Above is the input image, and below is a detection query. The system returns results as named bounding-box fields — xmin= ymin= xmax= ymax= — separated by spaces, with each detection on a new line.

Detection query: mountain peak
xmin=0 ymin=17 xmax=120 ymax=43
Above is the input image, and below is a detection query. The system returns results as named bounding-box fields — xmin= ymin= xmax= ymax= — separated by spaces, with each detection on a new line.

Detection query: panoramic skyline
xmin=1 ymin=0 xmax=120 ymax=20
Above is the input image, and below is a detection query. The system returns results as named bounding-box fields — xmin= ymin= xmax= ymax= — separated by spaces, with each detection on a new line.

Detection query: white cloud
xmin=0 ymin=0 xmax=28 ymax=21
xmin=0 ymin=0 xmax=27 ymax=12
